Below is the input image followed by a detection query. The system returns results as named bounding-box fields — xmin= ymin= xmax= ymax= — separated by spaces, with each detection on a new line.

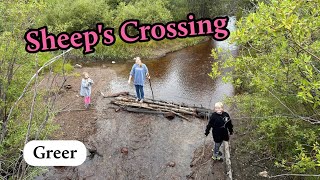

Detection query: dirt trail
xmin=36 ymin=66 xmax=228 ymax=180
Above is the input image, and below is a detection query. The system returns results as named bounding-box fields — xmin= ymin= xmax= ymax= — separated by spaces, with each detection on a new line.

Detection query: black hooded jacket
xmin=205 ymin=112 xmax=233 ymax=143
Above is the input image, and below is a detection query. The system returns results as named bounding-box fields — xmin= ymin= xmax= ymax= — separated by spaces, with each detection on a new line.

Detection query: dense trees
xmin=211 ymin=0 xmax=320 ymax=176
xmin=0 ymin=1 xmax=61 ymax=179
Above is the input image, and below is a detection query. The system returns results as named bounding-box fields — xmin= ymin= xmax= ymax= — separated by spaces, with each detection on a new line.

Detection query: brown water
xmin=102 ymin=38 xmax=234 ymax=108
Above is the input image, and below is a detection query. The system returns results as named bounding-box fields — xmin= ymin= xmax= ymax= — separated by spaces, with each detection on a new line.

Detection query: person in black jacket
xmin=205 ymin=102 xmax=233 ymax=161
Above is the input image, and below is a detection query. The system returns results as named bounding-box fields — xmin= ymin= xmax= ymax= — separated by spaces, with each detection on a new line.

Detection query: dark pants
xmin=135 ymin=85 xmax=144 ymax=100
xmin=213 ymin=142 xmax=222 ymax=157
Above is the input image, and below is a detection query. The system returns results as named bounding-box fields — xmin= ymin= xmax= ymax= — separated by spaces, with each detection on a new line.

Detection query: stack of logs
xmin=103 ymin=92 xmax=212 ymax=121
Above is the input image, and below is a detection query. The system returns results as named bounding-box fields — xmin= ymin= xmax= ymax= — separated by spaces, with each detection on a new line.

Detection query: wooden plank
xmin=148 ymin=104 xmax=195 ymax=115
xmin=115 ymin=96 xmax=197 ymax=113
xmin=111 ymin=101 xmax=191 ymax=121
xmin=110 ymin=94 xmax=211 ymax=121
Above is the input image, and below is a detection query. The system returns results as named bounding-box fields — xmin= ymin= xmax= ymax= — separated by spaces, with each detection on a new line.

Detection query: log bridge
xmin=101 ymin=91 xmax=212 ymax=121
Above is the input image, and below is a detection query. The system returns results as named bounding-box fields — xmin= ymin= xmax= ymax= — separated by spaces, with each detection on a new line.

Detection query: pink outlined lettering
xmin=24 ymin=24 xmax=115 ymax=54
xmin=119 ymin=20 xmax=139 ymax=43
xmin=24 ymin=14 xmax=230 ymax=55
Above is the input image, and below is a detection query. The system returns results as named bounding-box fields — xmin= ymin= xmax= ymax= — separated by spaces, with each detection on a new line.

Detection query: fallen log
xmin=104 ymin=92 xmax=212 ymax=111
xmin=119 ymin=104 xmax=190 ymax=121
xmin=145 ymin=100 xmax=196 ymax=112
xmin=125 ymin=107 xmax=165 ymax=115
xmin=143 ymin=99 xmax=194 ymax=110
xmin=125 ymin=107 xmax=177 ymax=120
xmin=115 ymin=96 xmax=197 ymax=113
xmin=160 ymin=109 xmax=190 ymax=121
xmin=112 ymin=100 xmax=195 ymax=118
xmin=110 ymin=93 xmax=212 ymax=121
xmin=148 ymin=104 xmax=196 ymax=115
xmin=124 ymin=94 xmax=196 ymax=108
xmin=111 ymin=100 xmax=152 ymax=109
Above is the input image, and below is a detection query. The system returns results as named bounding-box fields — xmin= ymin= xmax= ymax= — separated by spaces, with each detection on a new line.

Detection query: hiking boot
xmin=139 ymin=99 xmax=144 ymax=103
xmin=135 ymin=98 xmax=139 ymax=102
xmin=212 ymin=156 xmax=223 ymax=161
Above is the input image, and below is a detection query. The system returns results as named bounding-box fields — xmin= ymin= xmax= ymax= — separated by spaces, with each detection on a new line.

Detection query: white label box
xmin=23 ymin=140 xmax=87 ymax=166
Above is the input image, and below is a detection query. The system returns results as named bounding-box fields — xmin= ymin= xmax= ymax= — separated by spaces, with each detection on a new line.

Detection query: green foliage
xmin=40 ymin=0 xmax=113 ymax=33
xmin=98 ymin=0 xmax=185 ymax=59
xmin=213 ymin=0 xmax=320 ymax=175
xmin=35 ymin=53 xmax=74 ymax=74
xmin=53 ymin=61 xmax=74 ymax=74
xmin=114 ymin=0 xmax=173 ymax=26
xmin=91 ymin=36 xmax=204 ymax=59
xmin=226 ymin=94 xmax=320 ymax=176
xmin=0 ymin=93 xmax=59 ymax=179
xmin=0 ymin=1 xmax=70 ymax=178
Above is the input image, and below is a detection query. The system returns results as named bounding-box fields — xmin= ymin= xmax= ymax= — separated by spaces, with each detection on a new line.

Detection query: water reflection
xmin=105 ymin=41 xmax=218 ymax=107
xmin=104 ymin=16 xmax=237 ymax=108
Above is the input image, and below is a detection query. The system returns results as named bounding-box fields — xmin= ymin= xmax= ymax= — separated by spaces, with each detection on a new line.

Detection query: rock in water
xmin=164 ymin=112 xmax=175 ymax=120
xmin=168 ymin=161 xmax=176 ymax=167
xmin=121 ymin=147 xmax=128 ymax=155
